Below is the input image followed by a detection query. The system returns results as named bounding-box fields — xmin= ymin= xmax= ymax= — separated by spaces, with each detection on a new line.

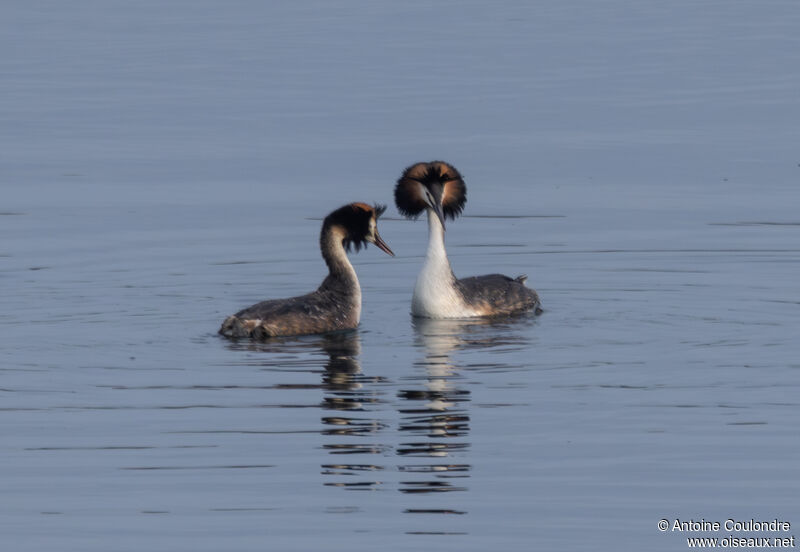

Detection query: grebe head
xmin=394 ymin=161 xmax=466 ymax=230
xmin=323 ymin=202 xmax=394 ymax=256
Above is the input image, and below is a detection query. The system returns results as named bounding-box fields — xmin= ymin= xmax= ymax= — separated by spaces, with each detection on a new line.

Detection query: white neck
xmin=411 ymin=209 xmax=472 ymax=318
xmin=423 ymin=209 xmax=452 ymax=276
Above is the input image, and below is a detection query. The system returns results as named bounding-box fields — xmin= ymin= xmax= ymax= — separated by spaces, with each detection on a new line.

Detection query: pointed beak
xmin=427 ymin=185 xmax=447 ymax=231
xmin=372 ymin=230 xmax=394 ymax=257
xmin=432 ymin=201 xmax=446 ymax=231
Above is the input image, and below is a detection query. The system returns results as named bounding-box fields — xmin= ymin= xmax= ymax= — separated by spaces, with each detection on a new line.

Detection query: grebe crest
xmin=394 ymin=161 xmax=541 ymax=319
xmin=220 ymin=202 xmax=393 ymax=339
xmin=326 ymin=202 xmax=388 ymax=254
xmin=395 ymin=161 xmax=466 ymax=227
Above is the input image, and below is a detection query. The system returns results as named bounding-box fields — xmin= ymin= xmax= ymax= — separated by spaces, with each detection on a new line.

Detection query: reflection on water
xmin=320 ymin=332 xmax=387 ymax=419
xmin=318 ymin=323 xmax=477 ymax=498
xmin=399 ymin=316 xmax=537 ymax=505
xmin=396 ymin=319 xmax=475 ymax=497
xmin=315 ymin=317 xmax=538 ymax=518
xmin=319 ymin=332 xmax=388 ymax=490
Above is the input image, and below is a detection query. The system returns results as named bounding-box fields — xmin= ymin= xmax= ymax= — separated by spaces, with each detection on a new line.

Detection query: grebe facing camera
xmin=394 ymin=161 xmax=541 ymax=319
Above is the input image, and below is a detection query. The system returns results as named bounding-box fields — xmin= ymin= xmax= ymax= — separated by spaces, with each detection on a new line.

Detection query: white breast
xmin=410 ymin=210 xmax=477 ymax=319
xmin=412 ymin=266 xmax=474 ymax=318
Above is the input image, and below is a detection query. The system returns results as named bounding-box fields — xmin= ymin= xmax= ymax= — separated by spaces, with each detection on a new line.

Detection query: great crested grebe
xmin=219 ymin=202 xmax=394 ymax=338
xmin=394 ymin=161 xmax=541 ymax=319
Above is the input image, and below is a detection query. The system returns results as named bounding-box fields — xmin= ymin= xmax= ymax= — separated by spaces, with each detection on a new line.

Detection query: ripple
xmin=322 ymin=417 xmax=389 ymax=435
xmin=323 ymin=481 xmax=383 ymax=490
xmin=406 ymin=531 xmax=469 ymax=535
xmin=398 ymin=414 xmax=470 ymax=438
xmin=405 ymin=509 xmax=467 ymax=515
xmin=398 ymin=464 xmax=471 ymax=473
xmin=121 ymin=464 xmax=275 ymax=470
xmin=464 ymin=214 xmax=565 ymax=219
xmin=209 ymin=507 xmax=278 ymax=512
xmin=396 ymin=442 xmax=470 ymax=457
xmin=399 ymin=481 xmax=468 ymax=493
xmin=322 ymin=444 xmax=392 ymax=455
xmin=709 ymin=221 xmax=800 ymax=226
xmin=321 ymin=464 xmax=385 ymax=475
xmin=25 ymin=445 xmax=216 ymax=451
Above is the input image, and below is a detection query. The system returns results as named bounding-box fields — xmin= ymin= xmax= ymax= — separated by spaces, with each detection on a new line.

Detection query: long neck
xmin=410 ymin=207 xmax=463 ymax=317
xmin=423 ymin=208 xmax=454 ymax=281
xmin=320 ymin=225 xmax=358 ymax=284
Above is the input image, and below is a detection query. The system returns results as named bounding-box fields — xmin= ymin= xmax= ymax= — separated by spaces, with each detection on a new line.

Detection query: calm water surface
xmin=2 ymin=2 xmax=799 ymax=550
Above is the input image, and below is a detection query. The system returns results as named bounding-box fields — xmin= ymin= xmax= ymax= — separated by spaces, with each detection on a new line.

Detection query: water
xmin=2 ymin=1 xmax=799 ymax=550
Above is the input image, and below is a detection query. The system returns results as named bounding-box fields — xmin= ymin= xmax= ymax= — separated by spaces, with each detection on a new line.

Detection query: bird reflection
xmin=397 ymin=315 xmax=536 ymax=499
xmin=225 ymin=331 xmax=389 ymax=489
xmin=317 ymin=331 xmax=389 ymax=490
xmin=319 ymin=330 xmax=388 ymax=436
xmin=395 ymin=318 xmax=479 ymax=494
xmin=222 ymin=313 xmax=533 ymax=503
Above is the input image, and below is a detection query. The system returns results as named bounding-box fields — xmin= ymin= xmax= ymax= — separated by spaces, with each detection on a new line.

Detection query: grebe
xmin=394 ymin=161 xmax=541 ymax=318
xmin=219 ymin=203 xmax=394 ymax=338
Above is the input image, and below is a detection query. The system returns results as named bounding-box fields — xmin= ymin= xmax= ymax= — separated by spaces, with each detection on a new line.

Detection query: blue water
xmin=2 ymin=2 xmax=799 ymax=550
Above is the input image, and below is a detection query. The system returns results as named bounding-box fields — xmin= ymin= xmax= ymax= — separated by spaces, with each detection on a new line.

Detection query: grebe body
xmin=220 ymin=203 xmax=393 ymax=338
xmin=395 ymin=161 xmax=541 ymax=319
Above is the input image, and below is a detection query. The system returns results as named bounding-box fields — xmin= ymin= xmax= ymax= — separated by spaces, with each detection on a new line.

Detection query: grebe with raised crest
xmin=220 ymin=202 xmax=394 ymax=338
xmin=394 ymin=161 xmax=541 ymax=318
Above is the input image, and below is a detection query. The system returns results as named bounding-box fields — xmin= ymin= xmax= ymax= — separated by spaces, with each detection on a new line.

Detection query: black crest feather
xmin=322 ymin=202 xmax=384 ymax=253
xmin=394 ymin=161 xmax=467 ymax=220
